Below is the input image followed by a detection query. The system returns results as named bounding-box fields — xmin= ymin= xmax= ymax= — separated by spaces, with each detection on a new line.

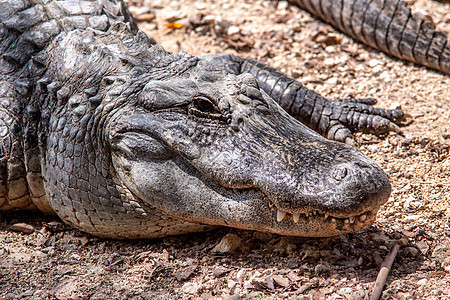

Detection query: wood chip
xmin=272 ymin=274 xmax=290 ymax=288
xmin=134 ymin=12 xmax=156 ymax=22
xmin=213 ymin=267 xmax=230 ymax=277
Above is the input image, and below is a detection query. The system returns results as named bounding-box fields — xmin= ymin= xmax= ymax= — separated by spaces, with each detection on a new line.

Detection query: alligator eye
xmin=193 ymin=96 xmax=215 ymax=112
xmin=188 ymin=95 xmax=222 ymax=120
xmin=188 ymin=95 xmax=228 ymax=123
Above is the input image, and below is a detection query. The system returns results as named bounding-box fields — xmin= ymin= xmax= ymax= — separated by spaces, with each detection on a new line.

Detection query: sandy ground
xmin=1 ymin=0 xmax=449 ymax=299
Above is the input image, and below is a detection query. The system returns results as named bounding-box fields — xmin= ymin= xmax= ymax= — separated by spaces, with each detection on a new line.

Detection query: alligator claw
xmin=388 ymin=122 xmax=402 ymax=133
xmin=319 ymin=97 xmax=407 ymax=143
xmin=344 ymin=137 xmax=355 ymax=146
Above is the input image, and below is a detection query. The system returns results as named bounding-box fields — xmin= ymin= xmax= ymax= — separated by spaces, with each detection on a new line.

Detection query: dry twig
xmin=370 ymin=243 xmax=400 ymax=300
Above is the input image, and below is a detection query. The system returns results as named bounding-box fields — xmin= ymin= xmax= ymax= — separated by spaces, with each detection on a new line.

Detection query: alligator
xmin=0 ymin=0 xmax=445 ymax=239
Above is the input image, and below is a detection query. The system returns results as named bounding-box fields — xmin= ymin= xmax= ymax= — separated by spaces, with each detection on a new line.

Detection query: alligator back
xmin=0 ymin=0 xmax=136 ymax=73
xmin=0 ymin=0 xmax=136 ymax=212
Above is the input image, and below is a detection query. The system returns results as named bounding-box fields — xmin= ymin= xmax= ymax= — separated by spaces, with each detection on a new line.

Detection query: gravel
xmin=1 ymin=0 xmax=449 ymax=299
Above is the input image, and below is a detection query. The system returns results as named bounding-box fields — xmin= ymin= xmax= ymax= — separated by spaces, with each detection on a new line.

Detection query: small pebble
xmin=417 ymin=278 xmax=428 ymax=286
xmin=211 ymin=233 xmax=242 ymax=253
xmin=368 ymin=59 xmax=379 ymax=67
xmin=195 ymin=2 xmax=207 ymax=10
xmin=407 ymin=247 xmax=420 ymax=257
xmin=10 ymin=223 xmax=35 ymax=234
xmin=227 ymin=25 xmax=240 ymax=35
xmin=314 ymin=264 xmax=330 ymax=274
xmin=134 ymin=12 xmax=156 ymax=22
xmin=181 ymin=282 xmax=202 ymax=294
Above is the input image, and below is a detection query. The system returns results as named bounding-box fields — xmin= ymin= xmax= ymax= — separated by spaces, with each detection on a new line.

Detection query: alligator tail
xmin=288 ymin=0 xmax=450 ymax=75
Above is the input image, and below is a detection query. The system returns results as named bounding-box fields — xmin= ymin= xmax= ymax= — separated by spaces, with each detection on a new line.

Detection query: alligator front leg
xmin=207 ymin=54 xmax=405 ymax=144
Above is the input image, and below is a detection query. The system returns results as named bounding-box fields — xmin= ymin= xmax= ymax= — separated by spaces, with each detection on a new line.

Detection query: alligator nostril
xmin=330 ymin=165 xmax=349 ymax=181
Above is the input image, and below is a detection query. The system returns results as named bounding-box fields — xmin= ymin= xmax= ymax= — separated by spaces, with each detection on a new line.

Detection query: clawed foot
xmin=318 ymin=97 xmax=408 ymax=145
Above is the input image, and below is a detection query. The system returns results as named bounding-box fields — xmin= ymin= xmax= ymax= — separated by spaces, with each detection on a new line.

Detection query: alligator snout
xmin=250 ymin=148 xmax=391 ymax=237
xmin=257 ymin=146 xmax=391 ymax=219
xmin=325 ymin=160 xmax=391 ymax=216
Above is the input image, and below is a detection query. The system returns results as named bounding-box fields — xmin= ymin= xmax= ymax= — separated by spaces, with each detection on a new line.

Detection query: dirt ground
xmin=1 ymin=0 xmax=449 ymax=299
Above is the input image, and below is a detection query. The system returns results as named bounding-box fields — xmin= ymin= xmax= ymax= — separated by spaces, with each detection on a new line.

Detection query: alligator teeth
xmin=268 ymin=201 xmax=274 ymax=209
xmin=277 ymin=210 xmax=287 ymax=222
xmin=270 ymin=208 xmax=369 ymax=225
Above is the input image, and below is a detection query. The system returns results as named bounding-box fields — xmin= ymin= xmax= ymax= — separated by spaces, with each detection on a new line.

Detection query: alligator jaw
xmin=194 ymin=182 xmax=387 ymax=237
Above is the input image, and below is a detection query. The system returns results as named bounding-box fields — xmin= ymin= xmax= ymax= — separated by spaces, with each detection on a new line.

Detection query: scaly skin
xmin=209 ymin=54 xmax=405 ymax=143
xmin=0 ymin=0 xmax=415 ymax=238
xmin=289 ymin=0 xmax=450 ymax=75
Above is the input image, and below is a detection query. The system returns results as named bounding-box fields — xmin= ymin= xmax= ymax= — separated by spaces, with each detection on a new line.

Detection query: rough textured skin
xmin=289 ymin=0 xmax=450 ymax=75
xmin=0 ymin=0 xmax=413 ymax=238
xmin=214 ymin=55 xmax=404 ymax=142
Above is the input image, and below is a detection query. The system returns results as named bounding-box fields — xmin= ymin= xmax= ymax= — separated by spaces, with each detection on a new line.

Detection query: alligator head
xmin=107 ymin=58 xmax=390 ymax=238
xmin=44 ymin=26 xmax=390 ymax=237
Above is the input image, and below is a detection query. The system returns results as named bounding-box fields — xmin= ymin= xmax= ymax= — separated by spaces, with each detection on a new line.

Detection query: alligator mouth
xmin=220 ymin=184 xmax=379 ymax=231
xmin=269 ymin=201 xmax=379 ymax=228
